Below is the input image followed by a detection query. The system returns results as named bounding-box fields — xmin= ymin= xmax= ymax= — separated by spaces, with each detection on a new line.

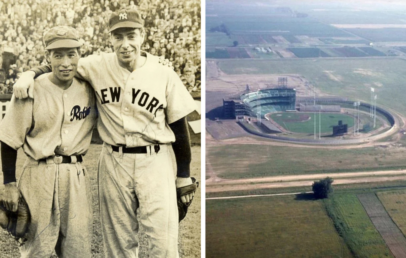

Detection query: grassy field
xmin=208 ymin=143 xmax=406 ymax=179
xmin=377 ymin=190 xmax=406 ymax=237
xmin=217 ymin=58 xmax=406 ymax=117
xmin=344 ymin=28 xmax=406 ymax=42
xmin=206 ymin=195 xmax=352 ymax=258
xmin=288 ymin=48 xmax=330 ymax=58
xmin=270 ymin=112 xmax=354 ymax=134
xmin=0 ymin=144 xmax=201 ymax=258
xmin=206 ymin=32 xmax=233 ymax=47
xmin=324 ymin=194 xmax=394 ymax=258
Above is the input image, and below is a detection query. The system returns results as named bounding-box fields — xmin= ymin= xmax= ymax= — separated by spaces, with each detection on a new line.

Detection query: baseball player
xmin=0 ymin=26 xmax=97 ymax=257
xmin=14 ymin=8 xmax=197 ymax=258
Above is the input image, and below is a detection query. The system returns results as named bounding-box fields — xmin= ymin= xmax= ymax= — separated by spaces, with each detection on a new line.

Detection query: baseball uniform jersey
xmin=76 ymin=51 xmax=196 ymax=147
xmin=0 ymin=74 xmax=97 ymax=257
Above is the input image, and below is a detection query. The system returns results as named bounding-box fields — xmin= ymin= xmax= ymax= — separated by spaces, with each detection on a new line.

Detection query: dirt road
xmin=206 ymin=170 xmax=406 ymax=193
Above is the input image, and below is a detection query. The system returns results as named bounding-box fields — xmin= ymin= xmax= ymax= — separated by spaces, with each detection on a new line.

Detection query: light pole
xmin=373 ymin=95 xmax=377 ymax=128
xmin=314 ymin=86 xmax=316 ymax=139
xmin=370 ymin=87 xmax=374 ymax=117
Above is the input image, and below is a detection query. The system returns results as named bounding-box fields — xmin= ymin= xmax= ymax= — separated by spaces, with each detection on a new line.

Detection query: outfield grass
xmin=207 ymin=144 xmax=406 ymax=179
xmin=217 ymin=58 xmax=406 ymax=117
xmin=206 ymin=196 xmax=352 ymax=258
xmin=377 ymin=190 xmax=406 ymax=237
xmin=324 ymin=194 xmax=394 ymax=258
xmin=270 ymin=112 xmax=354 ymax=134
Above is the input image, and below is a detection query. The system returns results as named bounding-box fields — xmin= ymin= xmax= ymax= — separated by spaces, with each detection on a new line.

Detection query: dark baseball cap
xmin=109 ymin=8 xmax=144 ymax=32
xmin=43 ymin=26 xmax=82 ymax=50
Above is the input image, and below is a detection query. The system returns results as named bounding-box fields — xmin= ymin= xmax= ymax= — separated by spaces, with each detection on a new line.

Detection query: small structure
xmin=332 ymin=120 xmax=348 ymax=136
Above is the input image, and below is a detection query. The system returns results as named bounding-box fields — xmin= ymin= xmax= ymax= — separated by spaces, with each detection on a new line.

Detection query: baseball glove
xmin=0 ymin=197 xmax=30 ymax=239
xmin=177 ymin=177 xmax=199 ymax=222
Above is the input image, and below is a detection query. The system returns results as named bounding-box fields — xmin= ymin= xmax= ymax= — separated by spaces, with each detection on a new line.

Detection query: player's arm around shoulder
xmin=76 ymin=52 xmax=109 ymax=82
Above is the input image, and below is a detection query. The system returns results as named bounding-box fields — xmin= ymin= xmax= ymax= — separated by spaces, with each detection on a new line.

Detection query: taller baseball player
xmin=0 ymin=26 xmax=97 ymax=257
xmin=14 ymin=8 xmax=198 ymax=258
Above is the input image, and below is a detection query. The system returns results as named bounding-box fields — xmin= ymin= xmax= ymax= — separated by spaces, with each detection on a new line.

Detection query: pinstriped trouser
xmin=98 ymin=143 xmax=179 ymax=258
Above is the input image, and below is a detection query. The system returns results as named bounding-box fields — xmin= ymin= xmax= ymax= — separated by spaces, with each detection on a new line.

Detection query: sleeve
xmin=1 ymin=142 xmax=17 ymax=184
xmin=76 ymin=54 xmax=104 ymax=82
xmin=31 ymin=65 xmax=52 ymax=78
xmin=165 ymin=70 xmax=197 ymax=124
xmin=0 ymin=95 xmax=33 ymax=150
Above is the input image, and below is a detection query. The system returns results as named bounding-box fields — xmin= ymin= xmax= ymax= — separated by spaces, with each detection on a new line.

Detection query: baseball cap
xmin=108 ymin=8 xmax=144 ymax=32
xmin=43 ymin=26 xmax=82 ymax=50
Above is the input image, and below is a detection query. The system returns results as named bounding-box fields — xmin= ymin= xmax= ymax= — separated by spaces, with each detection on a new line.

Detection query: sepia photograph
xmin=0 ymin=0 xmax=201 ymax=257
xmin=206 ymin=0 xmax=406 ymax=257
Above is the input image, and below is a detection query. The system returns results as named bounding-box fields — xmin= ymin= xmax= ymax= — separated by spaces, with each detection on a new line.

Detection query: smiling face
xmin=110 ymin=27 xmax=144 ymax=68
xmin=47 ymin=48 xmax=79 ymax=87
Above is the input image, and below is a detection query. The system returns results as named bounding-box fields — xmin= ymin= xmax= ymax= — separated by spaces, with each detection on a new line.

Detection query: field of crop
xmin=358 ymin=193 xmax=406 ymax=257
xmin=324 ymin=194 xmax=394 ymax=258
xmin=287 ymin=48 xmax=330 ymax=58
xmin=377 ymin=190 xmax=406 ymax=237
xmin=304 ymin=8 xmax=405 ymax=25
xmin=206 ymin=49 xmax=230 ymax=59
xmin=206 ymin=32 xmax=233 ymax=47
xmin=227 ymin=48 xmax=250 ymax=58
xmin=208 ymin=16 xmax=351 ymax=37
xmin=270 ymin=112 xmax=354 ymax=134
xmin=333 ymin=47 xmax=368 ymax=57
xmin=319 ymin=38 xmax=370 ymax=45
xmin=207 ymin=143 xmax=406 ymax=179
xmin=207 ymin=195 xmax=352 ymax=258
xmin=358 ymin=47 xmax=387 ymax=56
xmin=261 ymin=34 xmax=278 ymax=44
xmin=283 ymin=34 xmax=301 ymax=44
xmin=344 ymin=28 xmax=406 ymax=42
xmin=217 ymin=58 xmax=406 ymax=117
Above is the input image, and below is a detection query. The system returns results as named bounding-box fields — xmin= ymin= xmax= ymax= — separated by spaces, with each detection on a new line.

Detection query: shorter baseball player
xmin=0 ymin=26 xmax=97 ymax=257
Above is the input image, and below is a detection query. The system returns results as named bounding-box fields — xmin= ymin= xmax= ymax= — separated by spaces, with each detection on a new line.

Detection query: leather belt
xmin=111 ymin=145 xmax=161 ymax=154
xmin=112 ymin=145 xmax=147 ymax=153
xmin=40 ymin=155 xmax=83 ymax=164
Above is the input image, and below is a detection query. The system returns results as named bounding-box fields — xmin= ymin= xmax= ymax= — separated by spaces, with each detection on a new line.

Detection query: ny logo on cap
xmin=119 ymin=13 xmax=127 ymax=20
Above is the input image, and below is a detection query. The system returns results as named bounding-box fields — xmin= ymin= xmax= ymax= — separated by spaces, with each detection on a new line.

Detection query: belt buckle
xmin=54 ymin=156 xmax=63 ymax=164
xmin=71 ymin=156 xmax=77 ymax=163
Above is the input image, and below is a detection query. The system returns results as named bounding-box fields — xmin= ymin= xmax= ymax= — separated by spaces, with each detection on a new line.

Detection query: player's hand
xmin=13 ymin=71 xmax=35 ymax=99
xmin=176 ymin=177 xmax=194 ymax=204
xmin=2 ymin=182 xmax=20 ymax=212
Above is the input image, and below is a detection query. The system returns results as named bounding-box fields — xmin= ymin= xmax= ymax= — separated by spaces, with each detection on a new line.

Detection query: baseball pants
xmin=18 ymin=156 xmax=93 ymax=258
xmin=98 ymin=143 xmax=179 ymax=258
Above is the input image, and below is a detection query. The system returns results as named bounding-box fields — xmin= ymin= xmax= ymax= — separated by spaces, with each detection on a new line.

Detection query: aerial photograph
xmin=206 ymin=0 xmax=406 ymax=257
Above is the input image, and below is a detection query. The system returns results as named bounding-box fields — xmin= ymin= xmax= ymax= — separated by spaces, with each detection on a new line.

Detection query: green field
xmin=217 ymin=58 xmax=406 ymax=117
xmin=377 ymin=190 xmax=406 ymax=237
xmin=207 ymin=144 xmax=406 ymax=179
xmin=270 ymin=112 xmax=354 ymax=134
xmin=288 ymin=48 xmax=330 ymax=58
xmin=207 ymin=196 xmax=352 ymax=258
xmin=206 ymin=32 xmax=233 ymax=47
xmin=345 ymin=28 xmax=406 ymax=42
xmin=324 ymin=194 xmax=394 ymax=258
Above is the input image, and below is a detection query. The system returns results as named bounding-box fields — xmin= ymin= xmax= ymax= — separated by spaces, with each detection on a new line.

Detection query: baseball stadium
xmin=214 ymin=81 xmax=397 ymax=145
